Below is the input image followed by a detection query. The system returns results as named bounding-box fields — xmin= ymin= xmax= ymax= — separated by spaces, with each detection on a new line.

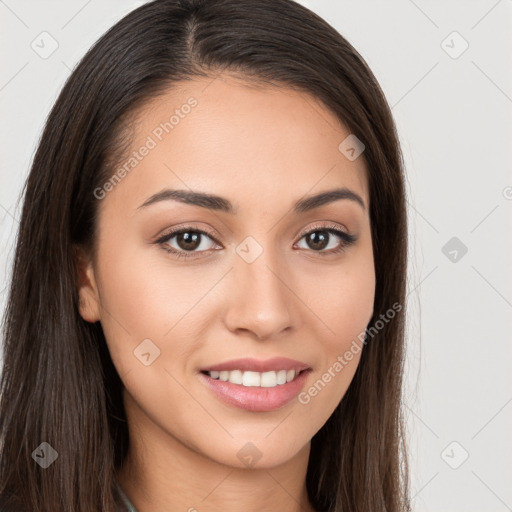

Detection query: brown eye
xmin=174 ymin=231 xmax=202 ymax=251
xmin=295 ymin=225 xmax=357 ymax=254
xmin=304 ymin=230 xmax=330 ymax=251
xmin=155 ymin=227 xmax=222 ymax=259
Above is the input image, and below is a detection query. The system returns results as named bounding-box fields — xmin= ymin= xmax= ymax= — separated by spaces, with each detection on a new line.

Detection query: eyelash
xmin=154 ymin=223 xmax=357 ymax=261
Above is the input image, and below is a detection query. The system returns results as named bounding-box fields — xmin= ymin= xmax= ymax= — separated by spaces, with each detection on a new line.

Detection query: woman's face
xmin=78 ymin=74 xmax=375 ymax=469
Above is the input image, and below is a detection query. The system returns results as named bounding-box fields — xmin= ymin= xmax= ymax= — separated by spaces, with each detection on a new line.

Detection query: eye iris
xmin=177 ymin=232 xmax=201 ymax=251
xmin=307 ymin=231 xmax=329 ymax=250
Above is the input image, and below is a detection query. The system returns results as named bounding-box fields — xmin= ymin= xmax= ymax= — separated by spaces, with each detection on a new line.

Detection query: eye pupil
xmin=307 ymin=231 xmax=329 ymax=250
xmin=177 ymin=232 xmax=201 ymax=251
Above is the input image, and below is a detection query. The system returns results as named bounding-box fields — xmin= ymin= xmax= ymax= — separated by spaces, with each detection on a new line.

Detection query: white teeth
xmin=242 ymin=371 xmax=260 ymax=387
xmin=228 ymin=370 xmax=243 ymax=385
xmin=206 ymin=369 xmax=301 ymax=387
xmin=260 ymin=371 xmax=276 ymax=387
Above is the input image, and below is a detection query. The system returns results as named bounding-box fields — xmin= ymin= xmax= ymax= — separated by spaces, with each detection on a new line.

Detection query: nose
xmin=223 ymin=247 xmax=294 ymax=341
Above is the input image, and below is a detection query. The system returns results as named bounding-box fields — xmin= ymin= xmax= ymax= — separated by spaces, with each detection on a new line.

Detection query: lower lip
xmin=198 ymin=370 xmax=311 ymax=412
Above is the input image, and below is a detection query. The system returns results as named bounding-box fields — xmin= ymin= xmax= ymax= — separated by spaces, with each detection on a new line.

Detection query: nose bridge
xmin=224 ymin=235 xmax=294 ymax=339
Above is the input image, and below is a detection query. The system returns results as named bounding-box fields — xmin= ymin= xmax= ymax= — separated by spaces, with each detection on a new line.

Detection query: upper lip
xmin=200 ymin=357 xmax=311 ymax=373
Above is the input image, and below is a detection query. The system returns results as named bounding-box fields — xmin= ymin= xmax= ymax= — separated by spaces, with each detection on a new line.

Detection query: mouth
xmin=197 ymin=357 xmax=312 ymax=412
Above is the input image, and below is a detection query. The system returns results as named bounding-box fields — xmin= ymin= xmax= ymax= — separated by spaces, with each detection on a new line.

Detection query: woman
xmin=0 ymin=0 xmax=410 ymax=510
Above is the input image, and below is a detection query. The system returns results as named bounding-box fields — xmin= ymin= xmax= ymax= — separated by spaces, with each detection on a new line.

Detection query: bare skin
xmin=76 ymin=73 xmax=375 ymax=512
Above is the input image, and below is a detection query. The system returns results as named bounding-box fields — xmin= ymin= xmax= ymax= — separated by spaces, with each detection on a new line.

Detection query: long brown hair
xmin=0 ymin=0 xmax=410 ymax=510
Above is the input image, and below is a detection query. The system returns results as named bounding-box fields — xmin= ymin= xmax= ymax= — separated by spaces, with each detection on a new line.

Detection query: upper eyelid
xmin=299 ymin=222 xmax=349 ymax=236
xmin=155 ymin=225 xmax=219 ymax=244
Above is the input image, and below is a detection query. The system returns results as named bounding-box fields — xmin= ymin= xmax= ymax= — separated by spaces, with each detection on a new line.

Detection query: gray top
xmin=116 ymin=481 xmax=138 ymax=512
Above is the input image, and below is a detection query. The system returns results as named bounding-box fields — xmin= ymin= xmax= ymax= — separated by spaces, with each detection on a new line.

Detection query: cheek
xmin=300 ymin=246 xmax=375 ymax=350
xmin=329 ymin=266 xmax=375 ymax=341
xmin=93 ymin=241 xmax=177 ymax=367
xmin=294 ymin=249 xmax=375 ymax=415
xmin=94 ymin=235 xmax=225 ymax=376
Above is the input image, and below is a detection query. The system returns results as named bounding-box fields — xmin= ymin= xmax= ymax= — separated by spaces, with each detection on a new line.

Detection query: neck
xmin=117 ymin=391 xmax=316 ymax=512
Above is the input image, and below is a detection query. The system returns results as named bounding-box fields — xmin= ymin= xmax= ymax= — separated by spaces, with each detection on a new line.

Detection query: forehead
xmin=102 ymin=74 xmax=369 ymax=214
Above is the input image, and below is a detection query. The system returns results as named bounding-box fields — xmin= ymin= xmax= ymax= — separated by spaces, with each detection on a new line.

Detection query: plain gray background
xmin=1 ymin=1 xmax=511 ymax=510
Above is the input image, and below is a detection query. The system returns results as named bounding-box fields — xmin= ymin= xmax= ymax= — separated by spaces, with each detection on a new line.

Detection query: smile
xmin=198 ymin=359 xmax=312 ymax=412
xmin=203 ymin=369 xmax=304 ymax=388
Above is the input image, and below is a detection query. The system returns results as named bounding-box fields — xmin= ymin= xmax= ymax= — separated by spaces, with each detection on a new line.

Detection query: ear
xmin=73 ymin=244 xmax=101 ymax=323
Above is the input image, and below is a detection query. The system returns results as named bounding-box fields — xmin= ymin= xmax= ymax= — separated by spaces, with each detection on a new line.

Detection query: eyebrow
xmin=137 ymin=186 xmax=366 ymax=213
